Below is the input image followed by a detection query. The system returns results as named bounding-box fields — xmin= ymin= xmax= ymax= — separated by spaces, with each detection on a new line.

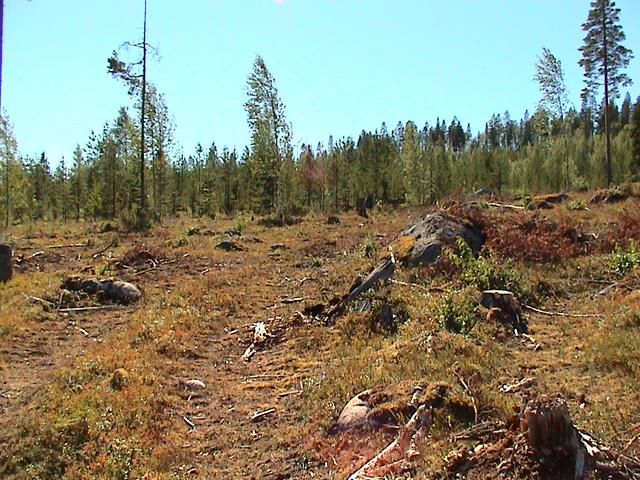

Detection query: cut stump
xmin=0 ymin=244 xmax=12 ymax=283
xmin=523 ymin=395 xmax=587 ymax=479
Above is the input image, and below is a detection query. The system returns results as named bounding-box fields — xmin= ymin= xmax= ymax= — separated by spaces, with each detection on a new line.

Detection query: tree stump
xmin=0 ymin=244 xmax=12 ymax=283
xmin=523 ymin=395 xmax=587 ymax=479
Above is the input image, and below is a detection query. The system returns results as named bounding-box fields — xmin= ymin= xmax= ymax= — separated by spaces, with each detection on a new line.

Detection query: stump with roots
xmin=523 ymin=395 xmax=587 ymax=479
xmin=0 ymin=244 xmax=12 ymax=283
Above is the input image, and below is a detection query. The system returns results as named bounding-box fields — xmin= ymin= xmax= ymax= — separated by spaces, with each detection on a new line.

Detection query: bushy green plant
xmin=362 ymin=235 xmax=378 ymax=259
xmin=186 ymin=226 xmax=200 ymax=236
xmin=436 ymin=294 xmax=477 ymax=335
xmin=119 ymin=206 xmax=152 ymax=232
xmin=173 ymin=235 xmax=188 ymax=248
xmin=234 ymin=218 xmax=247 ymax=235
xmin=449 ymin=238 xmax=533 ymax=303
xmin=610 ymin=240 xmax=640 ymax=276
xmin=566 ymin=199 xmax=587 ymax=211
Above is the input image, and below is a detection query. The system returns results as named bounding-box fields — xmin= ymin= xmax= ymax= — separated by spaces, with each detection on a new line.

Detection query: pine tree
xmin=579 ymin=0 xmax=634 ymax=186
xmin=107 ymin=0 xmax=155 ymax=226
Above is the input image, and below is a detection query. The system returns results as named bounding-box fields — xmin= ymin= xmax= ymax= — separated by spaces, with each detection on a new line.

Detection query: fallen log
xmin=327 ymin=257 xmax=395 ymax=320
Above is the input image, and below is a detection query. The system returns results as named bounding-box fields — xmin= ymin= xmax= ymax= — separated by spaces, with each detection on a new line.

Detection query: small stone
xmin=185 ymin=379 xmax=206 ymax=391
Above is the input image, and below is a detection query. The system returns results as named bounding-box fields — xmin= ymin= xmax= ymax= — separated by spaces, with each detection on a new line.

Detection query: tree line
xmin=0 ymin=0 xmax=638 ymax=227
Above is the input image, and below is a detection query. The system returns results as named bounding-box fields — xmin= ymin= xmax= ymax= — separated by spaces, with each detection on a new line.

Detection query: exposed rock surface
xmin=391 ymin=211 xmax=484 ymax=266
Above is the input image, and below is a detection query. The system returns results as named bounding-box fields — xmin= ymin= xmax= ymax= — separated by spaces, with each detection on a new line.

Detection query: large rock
xmin=392 ymin=212 xmax=483 ymax=266
xmin=0 ymin=244 xmax=12 ymax=283
xmin=336 ymin=390 xmax=373 ymax=431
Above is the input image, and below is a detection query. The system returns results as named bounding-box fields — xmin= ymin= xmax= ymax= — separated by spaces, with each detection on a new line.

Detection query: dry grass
xmin=1 ymin=200 xmax=639 ymax=478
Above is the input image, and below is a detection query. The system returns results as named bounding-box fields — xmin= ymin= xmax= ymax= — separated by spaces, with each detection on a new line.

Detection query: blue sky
xmin=4 ymin=0 xmax=640 ymax=163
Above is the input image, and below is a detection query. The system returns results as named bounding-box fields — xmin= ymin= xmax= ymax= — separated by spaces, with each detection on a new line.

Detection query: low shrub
xmin=449 ymin=238 xmax=534 ymax=303
xmin=436 ymin=294 xmax=478 ymax=335
xmin=610 ymin=240 xmax=640 ymax=276
xmin=361 ymin=235 xmax=378 ymax=259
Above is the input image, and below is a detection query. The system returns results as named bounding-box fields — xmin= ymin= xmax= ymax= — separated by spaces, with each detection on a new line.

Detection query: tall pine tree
xmin=579 ymin=0 xmax=633 ymax=186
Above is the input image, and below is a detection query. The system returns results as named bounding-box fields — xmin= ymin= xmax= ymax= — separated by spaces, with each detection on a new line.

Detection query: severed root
xmin=348 ymin=405 xmax=432 ymax=480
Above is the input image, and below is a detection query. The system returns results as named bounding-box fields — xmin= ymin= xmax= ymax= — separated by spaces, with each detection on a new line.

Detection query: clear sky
xmin=3 ymin=0 xmax=640 ymax=164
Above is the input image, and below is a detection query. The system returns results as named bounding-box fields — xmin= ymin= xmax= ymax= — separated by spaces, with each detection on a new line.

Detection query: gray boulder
xmin=393 ymin=212 xmax=483 ymax=266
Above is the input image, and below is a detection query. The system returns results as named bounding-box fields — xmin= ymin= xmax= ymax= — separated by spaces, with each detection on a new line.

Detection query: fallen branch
xmin=241 ymin=344 xmax=256 ymax=362
xmin=454 ymin=369 xmax=478 ymax=423
xmin=500 ymin=377 xmax=535 ymax=393
xmin=523 ymin=304 xmax=599 ymax=318
xmin=250 ymin=408 xmax=276 ymax=422
xmin=24 ymin=294 xmax=56 ymax=307
xmin=182 ymin=415 xmax=195 ymax=429
xmin=622 ymin=431 xmax=640 ymax=453
xmin=129 ymin=266 xmax=158 ymax=277
xmin=389 ymin=278 xmax=446 ymax=293
xmin=348 ymin=404 xmax=432 ymax=480
xmin=92 ymin=237 xmax=117 ymax=258
xmin=486 ymin=202 xmax=525 ymax=210
xmin=278 ymin=390 xmax=303 ymax=398
xmin=242 ymin=373 xmax=286 ymax=381
xmin=77 ymin=327 xmax=91 ymax=337
xmin=45 ymin=242 xmax=88 ymax=249
xmin=280 ymin=296 xmax=307 ymax=304
xmin=58 ymin=305 xmax=122 ymax=313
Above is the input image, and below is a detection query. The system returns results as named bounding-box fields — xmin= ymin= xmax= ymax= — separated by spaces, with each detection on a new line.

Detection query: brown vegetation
xmin=1 ymin=192 xmax=639 ymax=479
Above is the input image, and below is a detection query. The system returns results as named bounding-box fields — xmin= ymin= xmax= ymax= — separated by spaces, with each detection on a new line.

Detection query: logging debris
xmin=61 ymin=275 xmax=142 ymax=304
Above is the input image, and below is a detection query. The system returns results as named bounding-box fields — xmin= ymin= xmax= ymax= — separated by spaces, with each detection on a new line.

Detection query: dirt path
xmin=161 ymin=246 xmax=327 ymax=478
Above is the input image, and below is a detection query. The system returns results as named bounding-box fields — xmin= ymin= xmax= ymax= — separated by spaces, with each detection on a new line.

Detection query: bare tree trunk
xmin=1 ymin=0 xmax=6 ymax=228
xmin=0 ymin=0 xmax=4 ymax=113
xmin=602 ymin=1 xmax=612 ymax=187
xmin=140 ymin=0 xmax=147 ymax=216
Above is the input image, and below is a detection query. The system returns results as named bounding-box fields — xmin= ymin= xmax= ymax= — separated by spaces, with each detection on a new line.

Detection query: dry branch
xmin=278 ymin=390 xmax=303 ymax=398
xmin=182 ymin=415 xmax=195 ymax=429
xmin=348 ymin=404 xmax=432 ymax=479
xmin=44 ymin=242 xmax=88 ymax=249
xmin=129 ymin=266 xmax=158 ymax=277
xmin=58 ymin=305 xmax=122 ymax=313
xmin=250 ymin=408 xmax=275 ymax=422
xmin=92 ymin=237 xmax=117 ymax=257
xmin=485 ymin=202 xmax=526 ymax=210
xmin=389 ymin=278 xmax=446 ymax=293
xmin=500 ymin=377 xmax=535 ymax=393
xmin=24 ymin=294 xmax=56 ymax=307
xmin=280 ymin=296 xmax=307 ymax=304
xmin=523 ymin=304 xmax=599 ymax=318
